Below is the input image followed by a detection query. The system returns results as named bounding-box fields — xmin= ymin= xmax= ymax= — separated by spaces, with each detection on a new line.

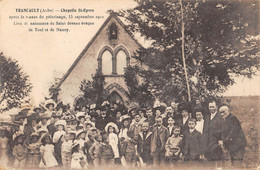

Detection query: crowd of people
xmin=0 ymin=98 xmax=247 ymax=169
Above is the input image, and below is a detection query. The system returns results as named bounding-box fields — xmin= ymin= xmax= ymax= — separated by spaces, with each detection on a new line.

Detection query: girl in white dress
xmin=39 ymin=133 xmax=58 ymax=168
xmin=71 ymin=141 xmax=87 ymax=169
xmin=105 ymin=122 xmax=120 ymax=161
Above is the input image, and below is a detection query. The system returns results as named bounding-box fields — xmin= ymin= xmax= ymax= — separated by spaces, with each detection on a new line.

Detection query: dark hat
xmin=33 ymin=106 xmax=42 ymax=112
xmin=15 ymin=112 xmax=27 ymax=121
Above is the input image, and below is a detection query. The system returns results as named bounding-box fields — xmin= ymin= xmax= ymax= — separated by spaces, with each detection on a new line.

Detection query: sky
xmin=0 ymin=0 xmax=259 ymax=105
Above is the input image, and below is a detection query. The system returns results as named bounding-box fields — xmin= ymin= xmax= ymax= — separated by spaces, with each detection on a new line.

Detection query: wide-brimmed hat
xmin=76 ymin=112 xmax=85 ymax=120
xmin=54 ymin=120 xmax=67 ymax=127
xmin=120 ymin=115 xmax=131 ymax=123
xmin=128 ymin=102 xmax=139 ymax=113
xmin=44 ymin=99 xmax=56 ymax=109
xmin=40 ymin=133 xmax=52 ymax=143
xmin=76 ymin=129 xmax=87 ymax=138
xmin=33 ymin=106 xmax=42 ymax=112
xmin=13 ymin=131 xmax=25 ymax=141
xmin=37 ymin=127 xmax=48 ymax=134
xmin=15 ymin=112 xmax=27 ymax=120
xmin=40 ymin=114 xmax=51 ymax=120
xmin=72 ymin=140 xmax=80 ymax=150
xmin=105 ymin=122 xmax=119 ymax=133
xmin=29 ymin=132 xmax=39 ymax=139
xmin=20 ymin=103 xmax=32 ymax=112
xmin=84 ymin=120 xmax=94 ymax=127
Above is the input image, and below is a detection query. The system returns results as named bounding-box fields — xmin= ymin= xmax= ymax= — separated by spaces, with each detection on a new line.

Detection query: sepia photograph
xmin=0 ymin=0 xmax=259 ymax=169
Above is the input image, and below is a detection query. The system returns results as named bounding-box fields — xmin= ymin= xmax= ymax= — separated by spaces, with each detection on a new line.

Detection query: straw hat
xmin=105 ymin=122 xmax=119 ymax=133
xmin=40 ymin=114 xmax=51 ymax=120
xmin=76 ymin=129 xmax=87 ymax=138
xmin=72 ymin=140 xmax=80 ymax=150
xmin=54 ymin=120 xmax=67 ymax=127
xmin=44 ymin=99 xmax=56 ymax=109
xmin=120 ymin=115 xmax=131 ymax=122
xmin=20 ymin=103 xmax=32 ymax=112
xmin=128 ymin=102 xmax=139 ymax=113
xmin=33 ymin=106 xmax=42 ymax=112
xmin=13 ymin=131 xmax=25 ymax=141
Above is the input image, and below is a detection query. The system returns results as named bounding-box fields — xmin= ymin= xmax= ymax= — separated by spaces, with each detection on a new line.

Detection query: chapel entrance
xmin=107 ymin=91 xmax=124 ymax=105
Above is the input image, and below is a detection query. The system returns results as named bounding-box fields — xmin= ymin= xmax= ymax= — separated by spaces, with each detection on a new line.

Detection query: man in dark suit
xmin=218 ymin=105 xmax=246 ymax=167
xmin=183 ymin=118 xmax=203 ymax=161
xmin=204 ymin=100 xmax=223 ymax=161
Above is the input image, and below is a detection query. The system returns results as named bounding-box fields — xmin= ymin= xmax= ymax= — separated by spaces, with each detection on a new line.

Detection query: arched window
xmin=116 ymin=50 xmax=127 ymax=75
xmin=101 ymin=50 xmax=113 ymax=75
xmin=109 ymin=23 xmax=118 ymax=40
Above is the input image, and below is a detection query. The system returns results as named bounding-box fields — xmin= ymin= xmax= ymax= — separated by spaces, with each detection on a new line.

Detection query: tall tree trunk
xmin=180 ymin=0 xmax=191 ymax=102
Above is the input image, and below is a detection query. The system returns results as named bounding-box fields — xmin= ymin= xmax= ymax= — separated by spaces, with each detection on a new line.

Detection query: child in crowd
xmin=129 ymin=113 xmax=142 ymax=140
xmin=183 ymin=119 xmax=202 ymax=161
xmin=165 ymin=125 xmax=183 ymax=163
xmin=150 ymin=116 xmax=169 ymax=165
xmin=75 ymin=129 xmax=86 ymax=151
xmin=118 ymin=115 xmax=130 ymax=141
xmin=39 ymin=133 xmax=58 ymax=168
xmin=12 ymin=132 xmax=27 ymax=168
xmin=121 ymin=130 xmax=137 ymax=166
xmin=137 ymin=121 xmax=152 ymax=165
xmin=61 ymin=133 xmax=73 ymax=169
xmin=71 ymin=141 xmax=87 ymax=169
xmin=100 ymin=134 xmax=114 ymax=166
xmin=167 ymin=117 xmax=175 ymax=137
xmin=89 ymin=135 xmax=102 ymax=166
xmin=27 ymin=132 xmax=41 ymax=168
xmin=105 ymin=122 xmax=120 ymax=163
xmin=53 ymin=120 xmax=67 ymax=165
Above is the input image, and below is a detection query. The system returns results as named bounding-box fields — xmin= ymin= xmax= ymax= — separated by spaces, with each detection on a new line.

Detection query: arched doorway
xmin=107 ymin=91 xmax=124 ymax=105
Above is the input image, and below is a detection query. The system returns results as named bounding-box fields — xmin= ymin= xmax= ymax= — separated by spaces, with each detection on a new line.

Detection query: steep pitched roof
xmin=57 ymin=11 xmax=143 ymax=88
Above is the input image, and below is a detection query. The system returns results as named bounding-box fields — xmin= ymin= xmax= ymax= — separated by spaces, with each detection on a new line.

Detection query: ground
xmin=224 ymin=96 xmax=259 ymax=168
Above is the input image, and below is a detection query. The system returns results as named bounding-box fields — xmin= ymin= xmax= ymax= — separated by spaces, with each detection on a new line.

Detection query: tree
xmin=79 ymin=71 xmax=105 ymax=107
xmin=0 ymin=52 xmax=32 ymax=112
xmin=49 ymin=76 xmax=62 ymax=103
xmin=118 ymin=1 xmax=259 ymax=104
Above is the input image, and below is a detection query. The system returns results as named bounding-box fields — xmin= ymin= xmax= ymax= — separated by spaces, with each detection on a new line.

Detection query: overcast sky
xmin=1 ymin=0 xmax=259 ymax=105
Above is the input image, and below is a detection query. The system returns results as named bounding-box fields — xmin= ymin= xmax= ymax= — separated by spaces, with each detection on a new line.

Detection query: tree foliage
xmin=118 ymin=0 xmax=259 ymax=104
xmin=49 ymin=77 xmax=62 ymax=103
xmin=0 ymin=52 xmax=32 ymax=112
xmin=79 ymin=71 xmax=105 ymax=106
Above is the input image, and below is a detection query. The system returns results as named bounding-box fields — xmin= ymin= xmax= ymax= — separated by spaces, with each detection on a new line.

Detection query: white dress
xmin=71 ymin=151 xmax=87 ymax=169
xmin=109 ymin=133 xmax=119 ymax=158
xmin=39 ymin=144 xmax=58 ymax=167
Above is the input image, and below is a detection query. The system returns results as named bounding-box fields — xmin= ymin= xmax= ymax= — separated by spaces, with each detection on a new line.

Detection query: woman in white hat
xmin=76 ymin=112 xmax=86 ymax=131
xmin=53 ymin=120 xmax=66 ymax=143
xmin=52 ymin=120 xmax=67 ymax=165
xmin=44 ymin=99 xmax=57 ymax=118
xmin=105 ymin=122 xmax=120 ymax=163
